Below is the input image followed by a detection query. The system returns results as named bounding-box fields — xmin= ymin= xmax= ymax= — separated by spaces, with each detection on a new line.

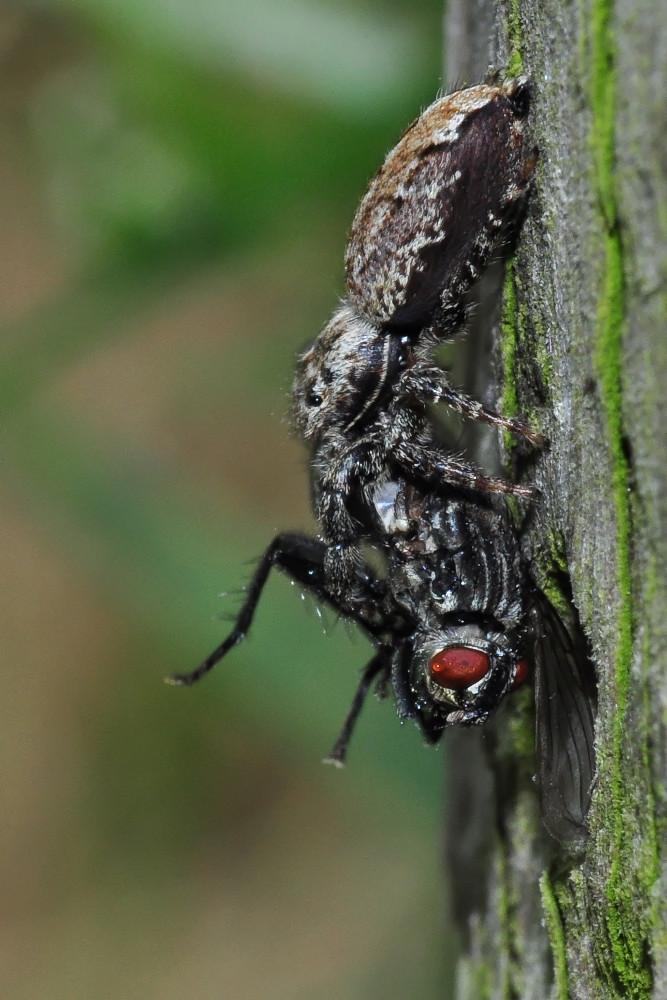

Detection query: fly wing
xmin=529 ymin=591 xmax=596 ymax=845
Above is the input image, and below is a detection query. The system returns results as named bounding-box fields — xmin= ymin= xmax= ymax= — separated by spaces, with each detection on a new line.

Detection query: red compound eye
xmin=429 ymin=647 xmax=490 ymax=690
xmin=511 ymin=657 xmax=530 ymax=690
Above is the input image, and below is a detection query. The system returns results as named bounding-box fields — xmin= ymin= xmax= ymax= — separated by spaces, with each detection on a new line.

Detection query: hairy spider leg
xmin=395 ymin=370 xmax=546 ymax=447
xmin=394 ymin=440 xmax=539 ymax=499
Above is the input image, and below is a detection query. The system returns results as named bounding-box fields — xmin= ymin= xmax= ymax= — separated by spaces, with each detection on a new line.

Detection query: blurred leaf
xmin=30 ymin=62 xmax=221 ymax=261
xmin=55 ymin=0 xmax=436 ymax=114
xmin=1 ymin=6 xmax=453 ymax=995
xmin=6 ymin=402 xmax=444 ymax=813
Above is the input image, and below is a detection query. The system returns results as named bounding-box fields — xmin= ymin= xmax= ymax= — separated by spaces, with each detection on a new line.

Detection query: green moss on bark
xmin=588 ymin=0 xmax=658 ymax=994
xmin=540 ymin=873 xmax=569 ymax=1000
xmin=505 ymin=0 xmax=525 ymax=76
xmin=500 ymin=260 xmax=520 ymax=427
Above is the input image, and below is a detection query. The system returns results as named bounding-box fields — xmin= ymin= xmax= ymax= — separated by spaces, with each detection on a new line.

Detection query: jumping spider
xmin=289 ymin=76 xmax=541 ymax=608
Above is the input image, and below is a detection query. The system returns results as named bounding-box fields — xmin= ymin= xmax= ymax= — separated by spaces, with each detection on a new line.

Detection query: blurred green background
xmin=1 ymin=2 xmax=459 ymax=996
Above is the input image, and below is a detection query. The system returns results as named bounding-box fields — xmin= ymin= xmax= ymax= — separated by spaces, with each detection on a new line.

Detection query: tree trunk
xmin=443 ymin=1 xmax=666 ymax=997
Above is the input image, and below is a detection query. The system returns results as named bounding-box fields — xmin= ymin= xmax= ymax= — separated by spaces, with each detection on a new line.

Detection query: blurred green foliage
xmin=1 ymin=2 xmax=459 ymax=997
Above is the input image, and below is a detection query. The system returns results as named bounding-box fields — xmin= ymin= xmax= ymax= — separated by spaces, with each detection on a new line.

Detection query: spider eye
xmin=306 ymin=390 xmax=323 ymax=407
xmin=429 ymin=647 xmax=490 ymax=690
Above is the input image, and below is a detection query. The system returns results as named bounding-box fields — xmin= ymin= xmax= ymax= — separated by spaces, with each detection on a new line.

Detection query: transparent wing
xmin=529 ymin=591 xmax=596 ymax=845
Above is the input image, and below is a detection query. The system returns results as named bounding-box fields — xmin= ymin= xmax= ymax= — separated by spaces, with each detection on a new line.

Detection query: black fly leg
xmin=391 ymin=639 xmax=417 ymax=720
xmin=168 ymin=532 xmax=389 ymax=687
xmin=395 ymin=440 xmax=539 ymax=500
xmin=171 ymin=529 xmax=396 ymax=762
xmin=394 ymin=367 xmax=546 ymax=446
xmin=168 ymin=533 xmax=333 ymax=687
xmin=324 ymin=650 xmax=389 ymax=766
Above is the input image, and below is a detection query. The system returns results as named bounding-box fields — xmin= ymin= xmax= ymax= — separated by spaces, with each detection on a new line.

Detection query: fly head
xmin=408 ymin=620 xmax=530 ymax=740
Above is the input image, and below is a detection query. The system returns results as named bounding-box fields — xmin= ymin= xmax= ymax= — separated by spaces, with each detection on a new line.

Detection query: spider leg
xmin=316 ymin=437 xmax=388 ymax=603
xmin=396 ymin=440 xmax=538 ymax=499
xmin=395 ymin=368 xmax=545 ymax=446
xmin=439 ymin=384 xmax=545 ymax=446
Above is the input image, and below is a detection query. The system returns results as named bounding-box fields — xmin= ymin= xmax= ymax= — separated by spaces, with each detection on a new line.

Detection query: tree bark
xmin=443 ymin=1 xmax=666 ymax=997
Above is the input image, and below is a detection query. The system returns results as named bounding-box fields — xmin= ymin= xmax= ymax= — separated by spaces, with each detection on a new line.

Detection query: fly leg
xmin=324 ymin=651 xmax=389 ymax=766
xmin=168 ymin=532 xmax=387 ymax=687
